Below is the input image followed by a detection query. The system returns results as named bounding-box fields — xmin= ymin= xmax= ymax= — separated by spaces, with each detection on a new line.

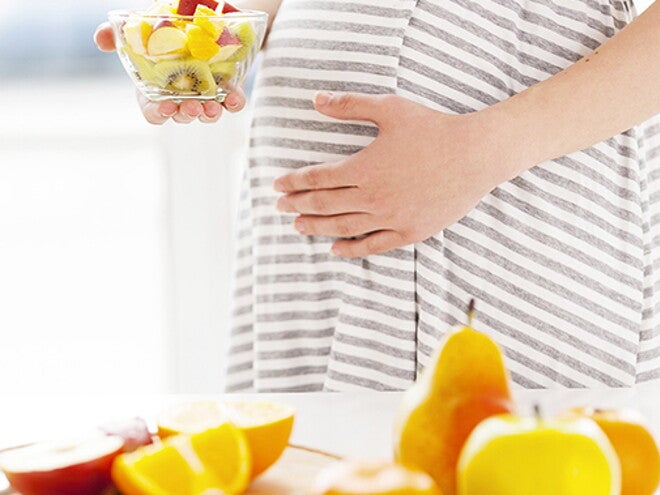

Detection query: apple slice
xmin=209 ymin=26 xmax=242 ymax=61
xmin=147 ymin=26 xmax=188 ymax=56
xmin=98 ymin=417 xmax=153 ymax=453
xmin=217 ymin=25 xmax=241 ymax=46
xmin=123 ymin=20 xmax=153 ymax=55
xmin=0 ymin=434 xmax=124 ymax=495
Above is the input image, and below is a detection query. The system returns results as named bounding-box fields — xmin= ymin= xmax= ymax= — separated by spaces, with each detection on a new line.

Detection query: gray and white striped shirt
xmin=227 ymin=0 xmax=660 ymax=392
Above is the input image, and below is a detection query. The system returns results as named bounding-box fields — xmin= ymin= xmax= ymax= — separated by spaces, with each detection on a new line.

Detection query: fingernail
xmin=330 ymin=246 xmax=341 ymax=257
xmin=273 ymin=181 xmax=284 ymax=193
xmin=160 ymin=105 xmax=177 ymax=117
xmin=315 ymin=91 xmax=333 ymax=107
xmin=225 ymin=95 xmax=240 ymax=109
xmin=276 ymin=198 xmax=289 ymax=212
xmin=205 ymin=105 xmax=220 ymax=118
xmin=294 ymin=218 xmax=306 ymax=234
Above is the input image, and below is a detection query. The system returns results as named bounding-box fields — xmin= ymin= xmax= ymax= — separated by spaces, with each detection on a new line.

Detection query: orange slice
xmin=157 ymin=400 xmax=295 ymax=478
xmin=112 ymin=423 xmax=251 ymax=495
xmin=186 ymin=25 xmax=220 ymax=61
xmin=194 ymin=4 xmax=225 ymax=37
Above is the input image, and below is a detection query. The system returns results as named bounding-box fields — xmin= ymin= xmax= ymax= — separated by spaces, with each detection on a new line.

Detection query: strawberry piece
xmin=177 ymin=0 xmax=219 ymax=16
xmin=222 ymin=2 xmax=241 ymax=13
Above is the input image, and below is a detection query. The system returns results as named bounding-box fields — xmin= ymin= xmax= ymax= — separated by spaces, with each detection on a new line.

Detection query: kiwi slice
xmin=209 ymin=61 xmax=237 ymax=84
xmin=226 ymin=22 xmax=257 ymax=63
xmin=152 ymin=58 xmax=218 ymax=96
xmin=122 ymin=46 xmax=157 ymax=83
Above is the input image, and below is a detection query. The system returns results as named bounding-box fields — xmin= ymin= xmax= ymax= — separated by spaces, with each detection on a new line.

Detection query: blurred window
xmin=0 ymin=0 xmax=146 ymax=79
xmin=0 ymin=0 xmax=168 ymax=393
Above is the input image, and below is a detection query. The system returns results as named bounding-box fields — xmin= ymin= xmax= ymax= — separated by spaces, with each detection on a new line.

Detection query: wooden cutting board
xmin=1 ymin=446 xmax=341 ymax=495
xmin=247 ymin=446 xmax=342 ymax=495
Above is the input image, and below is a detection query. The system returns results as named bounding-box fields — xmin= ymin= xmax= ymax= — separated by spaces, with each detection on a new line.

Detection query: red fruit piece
xmin=177 ymin=0 xmax=220 ymax=16
xmin=153 ymin=19 xmax=174 ymax=30
xmin=98 ymin=417 xmax=153 ymax=453
xmin=217 ymin=26 xmax=242 ymax=46
xmin=0 ymin=435 xmax=124 ymax=495
xmin=222 ymin=2 xmax=241 ymax=13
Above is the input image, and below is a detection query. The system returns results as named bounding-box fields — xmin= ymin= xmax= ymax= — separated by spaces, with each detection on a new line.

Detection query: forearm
xmin=486 ymin=1 xmax=660 ymax=179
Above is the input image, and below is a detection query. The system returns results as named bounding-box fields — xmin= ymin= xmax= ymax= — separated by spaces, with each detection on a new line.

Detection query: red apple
xmin=177 ymin=0 xmax=220 ymax=16
xmin=0 ymin=434 xmax=124 ymax=495
xmin=98 ymin=417 xmax=153 ymax=453
xmin=153 ymin=19 xmax=174 ymax=30
xmin=217 ymin=26 xmax=241 ymax=46
xmin=222 ymin=2 xmax=241 ymax=13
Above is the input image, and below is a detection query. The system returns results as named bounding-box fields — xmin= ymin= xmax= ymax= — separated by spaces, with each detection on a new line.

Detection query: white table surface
xmin=1 ymin=384 xmax=658 ymax=493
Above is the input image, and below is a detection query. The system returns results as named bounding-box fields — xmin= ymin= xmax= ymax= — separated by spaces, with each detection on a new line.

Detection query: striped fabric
xmin=226 ymin=0 xmax=660 ymax=392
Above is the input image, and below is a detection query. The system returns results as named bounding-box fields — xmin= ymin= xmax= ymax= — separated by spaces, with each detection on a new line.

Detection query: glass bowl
xmin=108 ymin=9 xmax=267 ymax=102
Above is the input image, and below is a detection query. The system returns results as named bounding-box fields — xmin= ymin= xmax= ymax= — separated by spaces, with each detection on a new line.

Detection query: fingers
xmin=136 ymin=88 xmax=238 ymax=125
xmin=294 ymin=213 xmax=378 ymax=238
xmin=223 ymin=86 xmax=246 ymax=113
xmin=199 ymin=101 xmax=223 ymax=123
xmin=170 ymin=100 xmax=203 ymax=123
xmin=94 ymin=23 xmax=116 ymax=52
xmin=274 ymin=161 xmax=357 ymax=193
xmin=314 ymin=91 xmax=394 ymax=125
xmin=331 ymin=230 xmax=406 ymax=258
xmin=277 ymin=187 xmax=368 ymax=216
xmin=137 ymin=92 xmax=178 ymax=125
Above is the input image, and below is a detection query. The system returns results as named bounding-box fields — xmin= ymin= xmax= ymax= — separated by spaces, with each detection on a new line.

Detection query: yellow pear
xmin=393 ymin=300 xmax=514 ymax=495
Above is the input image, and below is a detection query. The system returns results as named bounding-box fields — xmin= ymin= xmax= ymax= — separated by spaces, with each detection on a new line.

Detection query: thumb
xmin=314 ymin=91 xmax=388 ymax=125
xmin=94 ymin=23 xmax=116 ymax=52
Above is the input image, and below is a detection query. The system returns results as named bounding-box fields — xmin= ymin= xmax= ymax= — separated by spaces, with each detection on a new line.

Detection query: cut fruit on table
xmin=112 ymin=423 xmax=251 ymax=495
xmin=157 ymin=400 xmax=295 ymax=478
xmin=310 ymin=460 xmax=443 ymax=495
xmin=98 ymin=417 xmax=154 ymax=453
xmin=109 ymin=0 xmax=267 ymax=101
xmin=0 ymin=434 xmax=124 ymax=495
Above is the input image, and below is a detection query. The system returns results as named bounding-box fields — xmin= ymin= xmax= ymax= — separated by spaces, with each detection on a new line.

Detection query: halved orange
xmin=112 ymin=422 xmax=251 ymax=495
xmin=157 ymin=400 xmax=295 ymax=478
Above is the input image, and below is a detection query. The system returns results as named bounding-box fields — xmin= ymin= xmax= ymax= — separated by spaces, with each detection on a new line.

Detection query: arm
xmin=273 ymin=3 xmax=660 ymax=258
xmin=94 ymin=0 xmax=283 ymax=124
xmin=489 ymin=1 xmax=660 ymax=180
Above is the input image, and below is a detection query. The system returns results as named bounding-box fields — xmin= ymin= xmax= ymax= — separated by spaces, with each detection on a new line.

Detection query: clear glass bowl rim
xmin=108 ymin=8 xmax=269 ymax=21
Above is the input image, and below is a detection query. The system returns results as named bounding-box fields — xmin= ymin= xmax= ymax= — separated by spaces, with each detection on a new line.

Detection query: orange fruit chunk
xmin=563 ymin=407 xmax=660 ymax=495
xmin=310 ymin=460 xmax=443 ymax=495
xmin=194 ymin=4 xmax=225 ymax=37
xmin=112 ymin=423 xmax=251 ymax=495
xmin=157 ymin=400 xmax=295 ymax=479
xmin=187 ymin=25 xmax=220 ymax=61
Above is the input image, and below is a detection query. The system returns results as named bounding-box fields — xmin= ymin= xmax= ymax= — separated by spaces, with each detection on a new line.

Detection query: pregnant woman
xmin=96 ymin=0 xmax=660 ymax=392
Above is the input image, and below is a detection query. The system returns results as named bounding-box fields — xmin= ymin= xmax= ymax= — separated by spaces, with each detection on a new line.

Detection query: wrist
xmin=473 ymin=97 xmax=539 ymax=184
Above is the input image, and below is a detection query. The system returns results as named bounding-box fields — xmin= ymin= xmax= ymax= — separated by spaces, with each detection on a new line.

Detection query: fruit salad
xmin=109 ymin=0 xmax=267 ymax=101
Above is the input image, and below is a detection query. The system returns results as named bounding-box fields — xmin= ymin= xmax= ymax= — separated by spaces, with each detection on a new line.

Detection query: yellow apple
xmin=457 ymin=408 xmax=621 ymax=495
